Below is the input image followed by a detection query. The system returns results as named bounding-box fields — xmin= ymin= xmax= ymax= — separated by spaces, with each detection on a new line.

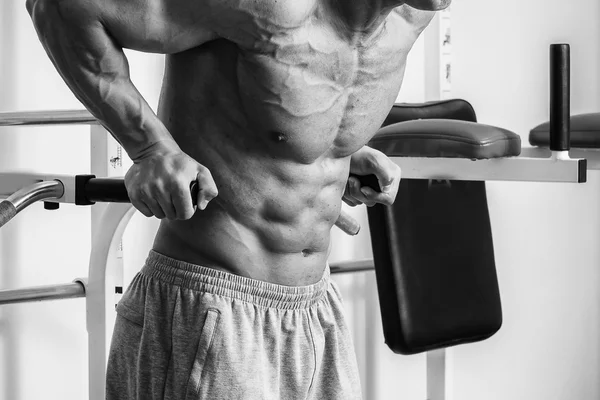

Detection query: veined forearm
xmin=29 ymin=0 xmax=178 ymax=160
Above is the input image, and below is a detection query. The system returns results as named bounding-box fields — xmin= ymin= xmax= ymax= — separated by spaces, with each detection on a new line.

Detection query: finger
xmin=350 ymin=180 xmax=378 ymax=206
xmin=362 ymin=189 xmax=395 ymax=206
xmin=167 ymin=179 xmax=196 ymax=220
xmin=376 ymin=170 xmax=395 ymax=194
xmin=347 ymin=176 xmax=365 ymax=200
xmin=364 ymin=154 xmax=395 ymax=193
xmin=157 ymin=195 xmax=178 ymax=220
xmin=344 ymin=179 xmax=363 ymax=206
xmin=146 ymin=182 xmax=176 ymax=220
xmin=130 ymin=197 xmax=153 ymax=218
xmin=386 ymin=165 xmax=402 ymax=194
xmin=358 ymin=186 xmax=378 ymax=207
xmin=144 ymin=197 xmax=167 ymax=219
xmin=196 ymin=169 xmax=218 ymax=210
xmin=342 ymin=193 xmax=360 ymax=207
xmin=171 ymin=185 xmax=195 ymax=220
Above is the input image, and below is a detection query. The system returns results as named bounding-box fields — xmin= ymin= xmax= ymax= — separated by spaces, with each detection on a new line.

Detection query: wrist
xmin=129 ymin=138 xmax=181 ymax=162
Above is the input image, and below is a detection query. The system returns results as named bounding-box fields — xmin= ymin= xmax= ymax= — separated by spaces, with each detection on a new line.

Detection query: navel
xmin=269 ymin=130 xmax=289 ymax=143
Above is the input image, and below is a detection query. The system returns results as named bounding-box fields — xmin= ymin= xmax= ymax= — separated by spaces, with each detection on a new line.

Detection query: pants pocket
xmin=106 ymin=310 xmax=145 ymax=400
xmin=184 ymin=309 xmax=221 ymax=400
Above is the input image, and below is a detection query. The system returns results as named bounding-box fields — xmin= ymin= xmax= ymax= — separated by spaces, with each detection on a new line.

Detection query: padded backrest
xmin=365 ymin=99 xmax=503 ymax=355
xmin=383 ymin=99 xmax=478 ymax=127
xmin=367 ymin=180 xmax=502 ymax=354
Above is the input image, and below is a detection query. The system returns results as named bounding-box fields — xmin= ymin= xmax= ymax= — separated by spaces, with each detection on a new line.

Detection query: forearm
xmin=28 ymin=0 xmax=178 ymax=160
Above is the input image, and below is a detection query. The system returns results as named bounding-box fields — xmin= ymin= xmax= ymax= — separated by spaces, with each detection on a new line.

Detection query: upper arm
xmin=102 ymin=0 xmax=219 ymax=53
xmin=29 ymin=0 xmax=218 ymax=55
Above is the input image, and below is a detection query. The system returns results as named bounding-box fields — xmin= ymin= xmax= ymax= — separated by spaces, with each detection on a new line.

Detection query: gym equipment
xmin=0 ymin=172 xmax=361 ymax=235
xmin=0 ymin=44 xmax=593 ymax=400
xmin=368 ymin=99 xmax=506 ymax=355
xmin=363 ymin=44 xmax=580 ymax=357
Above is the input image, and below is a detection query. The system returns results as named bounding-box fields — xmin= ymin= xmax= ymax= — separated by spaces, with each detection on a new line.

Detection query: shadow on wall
xmin=0 ymin=2 xmax=22 ymax=400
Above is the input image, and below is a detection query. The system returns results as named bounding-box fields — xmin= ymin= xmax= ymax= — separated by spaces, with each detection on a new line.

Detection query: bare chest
xmin=211 ymin=2 xmax=415 ymax=161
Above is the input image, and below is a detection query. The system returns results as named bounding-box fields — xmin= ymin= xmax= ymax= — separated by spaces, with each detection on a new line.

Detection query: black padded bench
xmin=530 ymin=112 xmax=600 ymax=149
xmin=365 ymin=99 xmax=521 ymax=355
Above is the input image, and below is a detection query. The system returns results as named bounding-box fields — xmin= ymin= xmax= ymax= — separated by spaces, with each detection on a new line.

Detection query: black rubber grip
xmin=83 ymin=178 xmax=199 ymax=206
xmin=0 ymin=201 xmax=17 ymax=228
xmin=190 ymin=181 xmax=199 ymax=204
xmin=84 ymin=178 xmax=129 ymax=203
xmin=549 ymin=43 xmax=570 ymax=151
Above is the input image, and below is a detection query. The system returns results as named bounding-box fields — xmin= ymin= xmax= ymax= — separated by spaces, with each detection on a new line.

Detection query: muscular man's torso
xmin=151 ymin=1 xmax=437 ymax=285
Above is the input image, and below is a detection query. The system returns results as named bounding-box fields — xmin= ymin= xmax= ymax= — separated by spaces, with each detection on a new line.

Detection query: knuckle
xmin=171 ymin=179 xmax=189 ymax=195
xmin=135 ymin=184 xmax=151 ymax=198
xmin=366 ymin=153 xmax=381 ymax=170
xmin=202 ymin=186 xmax=219 ymax=198
xmin=196 ymin=164 xmax=211 ymax=177
xmin=127 ymin=190 xmax=140 ymax=202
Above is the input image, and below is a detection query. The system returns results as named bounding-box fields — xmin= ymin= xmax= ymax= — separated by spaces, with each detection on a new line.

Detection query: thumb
xmin=375 ymin=169 xmax=394 ymax=193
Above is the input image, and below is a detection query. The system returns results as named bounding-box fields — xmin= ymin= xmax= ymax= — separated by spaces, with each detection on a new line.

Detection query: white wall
xmin=449 ymin=1 xmax=600 ymax=399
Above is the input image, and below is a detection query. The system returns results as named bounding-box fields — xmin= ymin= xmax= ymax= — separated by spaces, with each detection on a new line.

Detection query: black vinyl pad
xmin=365 ymin=99 xmax=506 ymax=355
xmin=529 ymin=113 xmax=600 ymax=148
xmin=383 ymin=99 xmax=478 ymax=126
xmin=370 ymin=119 xmax=521 ymax=159
xmin=367 ymin=180 xmax=503 ymax=355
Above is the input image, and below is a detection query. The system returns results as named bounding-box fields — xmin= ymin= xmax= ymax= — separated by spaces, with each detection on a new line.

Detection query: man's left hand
xmin=343 ymin=146 xmax=401 ymax=207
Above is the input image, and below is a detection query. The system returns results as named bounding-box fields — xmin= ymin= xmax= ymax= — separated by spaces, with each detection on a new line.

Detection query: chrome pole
xmin=0 ymin=282 xmax=85 ymax=305
xmin=0 ymin=180 xmax=64 ymax=228
xmin=0 ymin=110 xmax=97 ymax=126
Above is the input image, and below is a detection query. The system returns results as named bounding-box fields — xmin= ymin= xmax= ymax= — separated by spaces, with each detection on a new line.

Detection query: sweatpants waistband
xmin=141 ymin=250 xmax=331 ymax=310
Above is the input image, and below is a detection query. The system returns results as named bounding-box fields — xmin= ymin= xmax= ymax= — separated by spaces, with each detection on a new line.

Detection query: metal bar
xmin=6 ymin=180 xmax=64 ymax=211
xmin=0 ymin=282 xmax=85 ymax=305
xmin=330 ymin=259 xmax=375 ymax=274
xmin=427 ymin=349 xmax=447 ymax=400
xmin=0 ymin=109 xmax=97 ymax=126
xmin=521 ymin=147 xmax=600 ymax=170
xmin=393 ymin=155 xmax=586 ymax=183
xmin=0 ymin=180 xmax=64 ymax=228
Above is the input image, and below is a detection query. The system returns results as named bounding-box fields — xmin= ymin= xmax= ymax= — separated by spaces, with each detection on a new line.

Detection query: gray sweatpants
xmin=106 ymin=251 xmax=363 ymax=400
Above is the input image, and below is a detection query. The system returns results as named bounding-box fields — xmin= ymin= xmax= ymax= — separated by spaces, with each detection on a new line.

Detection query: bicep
xmin=102 ymin=0 xmax=218 ymax=54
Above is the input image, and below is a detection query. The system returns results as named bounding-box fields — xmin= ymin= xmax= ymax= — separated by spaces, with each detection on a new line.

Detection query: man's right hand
xmin=124 ymin=142 xmax=218 ymax=220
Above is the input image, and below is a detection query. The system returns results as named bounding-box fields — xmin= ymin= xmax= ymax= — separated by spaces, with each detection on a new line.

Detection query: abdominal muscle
xmin=151 ymin=40 xmax=362 ymax=286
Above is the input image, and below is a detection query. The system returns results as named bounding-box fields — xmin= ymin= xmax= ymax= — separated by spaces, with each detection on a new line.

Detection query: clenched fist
xmin=125 ymin=142 xmax=218 ymax=220
xmin=343 ymin=146 xmax=401 ymax=207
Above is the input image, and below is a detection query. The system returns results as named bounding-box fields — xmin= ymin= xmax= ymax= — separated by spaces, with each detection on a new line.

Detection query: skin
xmin=27 ymin=0 xmax=450 ymax=286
